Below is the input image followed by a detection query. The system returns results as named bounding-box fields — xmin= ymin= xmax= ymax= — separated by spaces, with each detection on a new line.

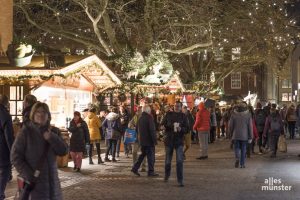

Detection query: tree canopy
xmin=14 ymin=0 xmax=299 ymax=87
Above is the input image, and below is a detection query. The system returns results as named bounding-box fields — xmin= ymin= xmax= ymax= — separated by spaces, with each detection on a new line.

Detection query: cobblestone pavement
xmin=5 ymin=138 xmax=300 ymax=200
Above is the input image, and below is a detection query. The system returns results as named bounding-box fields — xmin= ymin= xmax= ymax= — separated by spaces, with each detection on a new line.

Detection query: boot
xmin=89 ymin=143 xmax=94 ymax=165
xmin=98 ymin=156 xmax=104 ymax=164
xmin=89 ymin=157 xmax=94 ymax=165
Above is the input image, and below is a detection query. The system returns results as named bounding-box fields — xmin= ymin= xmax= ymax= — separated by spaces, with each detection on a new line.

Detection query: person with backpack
xmin=254 ymin=102 xmax=267 ymax=154
xmin=263 ymin=104 xmax=284 ymax=158
xmin=102 ymin=107 xmax=122 ymax=162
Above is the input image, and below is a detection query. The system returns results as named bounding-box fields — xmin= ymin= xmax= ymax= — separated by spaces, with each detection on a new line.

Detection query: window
xmin=282 ymin=79 xmax=291 ymax=88
xmin=281 ymin=93 xmax=292 ymax=102
xmin=9 ymin=86 xmax=24 ymax=120
xmin=201 ymin=74 xmax=208 ymax=81
xmin=231 ymin=72 xmax=241 ymax=89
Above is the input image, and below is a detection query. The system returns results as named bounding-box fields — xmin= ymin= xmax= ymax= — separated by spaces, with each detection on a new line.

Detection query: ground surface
xmin=5 ymin=137 xmax=300 ymax=200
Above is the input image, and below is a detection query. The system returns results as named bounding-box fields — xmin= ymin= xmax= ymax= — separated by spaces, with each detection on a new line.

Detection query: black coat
xmin=137 ymin=112 xmax=157 ymax=146
xmin=0 ymin=104 xmax=14 ymax=167
xmin=161 ymin=111 xmax=189 ymax=147
xmin=68 ymin=119 xmax=90 ymax=152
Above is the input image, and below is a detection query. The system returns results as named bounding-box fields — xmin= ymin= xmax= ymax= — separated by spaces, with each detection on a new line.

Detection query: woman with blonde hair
xmin=11 ymin=102 xmax=68 ymax=199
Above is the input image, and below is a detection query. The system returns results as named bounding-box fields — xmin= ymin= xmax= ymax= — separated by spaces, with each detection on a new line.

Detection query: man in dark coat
xmin=131 ymin=105 xmax=158 ymax=177
xmin=0 ymin=95 xmax=14 ymax=200
xmin=161 ymin=102 xmax=188 ymax=187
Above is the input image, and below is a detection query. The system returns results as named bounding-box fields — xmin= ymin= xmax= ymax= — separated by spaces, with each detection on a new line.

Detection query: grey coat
xmin=229 ymin=109 xmax=253 ymax=141
xmin=11 ymin=122 xmax=68 ymax=200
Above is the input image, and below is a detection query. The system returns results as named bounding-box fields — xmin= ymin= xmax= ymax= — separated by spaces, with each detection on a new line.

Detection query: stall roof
xmin=0 ymin=55 xmax=122 ymax=89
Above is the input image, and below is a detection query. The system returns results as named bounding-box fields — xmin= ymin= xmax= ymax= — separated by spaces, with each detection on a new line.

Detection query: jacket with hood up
xmin=193 ymin=102 xmax=210 ymax=132
xmin=228 ymin=106 xmax=253 ymax=141
xmin=85 ymin=112 xmax=101 ymax=141
xmin=102 ymin=112 xmax=122 ymax=140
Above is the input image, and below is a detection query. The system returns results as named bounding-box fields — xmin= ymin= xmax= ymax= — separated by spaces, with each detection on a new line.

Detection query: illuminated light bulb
xmin=251 ymin=21 xmax=254 ymax=24
xmin=249 ymin=13 xmax=252 ymax=16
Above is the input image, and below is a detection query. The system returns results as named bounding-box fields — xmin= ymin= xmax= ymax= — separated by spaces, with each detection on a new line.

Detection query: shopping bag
xmin=124 ymin=128 xmax=137 ymax=144
xmin=278 ymin=135 xmax=287 ymax=153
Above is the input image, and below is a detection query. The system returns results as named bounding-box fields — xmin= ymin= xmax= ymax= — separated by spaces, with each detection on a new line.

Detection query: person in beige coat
xmin=85 ymin=108 xmax=103 ymax=164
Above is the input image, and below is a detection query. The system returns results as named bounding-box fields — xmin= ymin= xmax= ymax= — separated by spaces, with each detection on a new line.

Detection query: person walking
xmin=254 ymin=102 xmax=267 ymax=154
xmin=182 ymin=106 xmax=193 ymax=160
xmin=209 ymin=106 xmax=217 ymax=143
xmin=263 ymin=104 xmax=284 ymax=158
xmin=117 ymin=105 xmax=130 ymax=158
xmin=131 ymin=105 xmax=158 ymax=177
xmin=161 ymin=102 xmax=188 ymax=187
xmin=68 ymin=111 xmax=90 ymax=172
xmin=193 ymin=102 xmax=210 ymax=160
xmin=215 ymin=103 xmax=222 ymax=138
xmin=228 ymin=102 xmax=253 ymax=168
xmin=0 ymin=95 xmax=14 ymax=200
xmin=128 ymin=106 xmax=146 ymax=171
xmin=102 ymin=107 xmax=122 ymax=162
xmin=11 ymin=102 xmax=68 ymax=199
xmin=85 ymin=108 xmax=103 ymax=164
xmin=286 ymin=104 xmax=297 ymax=139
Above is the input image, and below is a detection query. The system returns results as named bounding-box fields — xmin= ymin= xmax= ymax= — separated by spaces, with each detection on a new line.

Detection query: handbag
xmin=15 ymin=143 xmax=49 ymax=200
xmin=278 ymin=135 xmax=287 ymax=153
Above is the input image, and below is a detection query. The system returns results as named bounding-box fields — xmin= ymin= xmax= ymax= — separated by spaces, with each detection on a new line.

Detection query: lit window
xmin=231 ymin=72 xmax=241 ymax=89
xmin=9 ymin=86 xmax=24 ymax=120
xmin=281 ymin=93 xmax=292 ymax=101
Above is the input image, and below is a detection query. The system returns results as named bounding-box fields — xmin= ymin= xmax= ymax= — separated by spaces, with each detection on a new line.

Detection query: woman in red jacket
xmin=193 ymin=102 xmax=210 ymax=160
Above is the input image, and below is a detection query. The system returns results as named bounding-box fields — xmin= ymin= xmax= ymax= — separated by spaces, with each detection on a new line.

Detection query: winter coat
xmin=85 ymin=112 xmax=101 ymax=140
xmin=254 ymin=108 xmax=267 ymax=133
xmin=185 ymin=111 xmax=195 ymax=133
xmin=102 ymin=112 xmax=121 ymax=140
xmin=263 ymin=112 xmax=284 ymax=137
xmin=228 ymin=108 xmax=253 ymax=141
xmin=0 ymin=104 xmax=14 ymax=167
xmin=286 ymin=107 xmax=297 ymax=122
xmin=119 ymin=110 xmax=130 ymax=133
xmin=137 ymin=112 xmax=157 ymax=146
xmin=161 ymin=111 xmax=189 ymax=147
xmin=193 ymin=103 xmax=210 ymax=132
xmin=68 ymin=119 xmax=90 ymax=152
xmin=210 ymin=112 xmax=217 ymax=127
xmin=11 ymin=122 xmax=68 ymax=200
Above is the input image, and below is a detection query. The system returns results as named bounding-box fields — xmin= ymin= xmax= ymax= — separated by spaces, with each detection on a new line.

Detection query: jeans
xmin=132 ymin=146 xmax=155 ymax=175
xmin=198 ymin=131 xmax=209 ymax=157
xmin=165 ymin=145 xmax=184 ymax=183
xmin=0 ymin=166 xmax=10 ymax=200
xmin=288 ymin=121 xmax=296 ymax=139
xmin=269 ymin=134 xmax=280 ymax=155
xmin=106 ymin=139 xmax=117 ymax=159
xmin=234 ymin=140 xmax=247 ymax=167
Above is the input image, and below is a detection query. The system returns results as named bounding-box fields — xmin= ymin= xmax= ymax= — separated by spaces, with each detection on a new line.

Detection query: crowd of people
xmin=1 ymin=92 xmax=300 ymax=199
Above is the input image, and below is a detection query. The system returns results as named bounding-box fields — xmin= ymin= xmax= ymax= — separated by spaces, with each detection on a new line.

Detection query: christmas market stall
xmin=0 ymin=54 xmax=122 ymax=127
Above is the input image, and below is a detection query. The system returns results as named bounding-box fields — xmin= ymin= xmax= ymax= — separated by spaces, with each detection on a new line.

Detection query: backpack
xmin=270 ymin=117 xmax=281 ymax=133
xmin=255 ymin=109 xmax=266 ymax=127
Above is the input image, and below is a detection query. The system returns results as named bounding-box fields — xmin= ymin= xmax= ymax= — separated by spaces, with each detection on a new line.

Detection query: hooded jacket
xmin=228 ymin=106 xmax=253 ymax=141
xmin=68 ymin=119 xmax=90 ymax=152
xmin=102 ymin=112 xmax=121 ymax=140
xmin=11 ymin=122 xmax=68 ymax=199
xmin=193 ymin=102 xmax=210 ymax=132
xmin=85 ymin=112 xmax=101 ymax=141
